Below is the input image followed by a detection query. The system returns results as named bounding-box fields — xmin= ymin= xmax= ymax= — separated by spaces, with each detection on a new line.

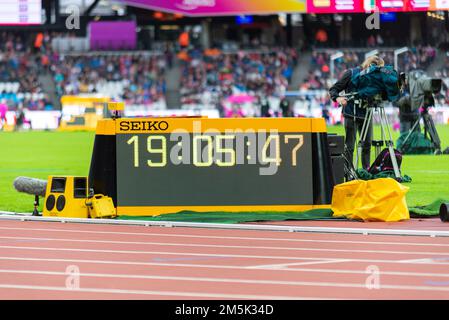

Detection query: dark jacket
xmin=394 ymin=89 xmax=419 ymax=122
xmin=328 ymin=67 xmax=367 ymax=119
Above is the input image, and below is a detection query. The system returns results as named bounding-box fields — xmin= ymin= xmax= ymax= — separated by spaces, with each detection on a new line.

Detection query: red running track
xmin=0 ymin=219 xmax=448 ymax=299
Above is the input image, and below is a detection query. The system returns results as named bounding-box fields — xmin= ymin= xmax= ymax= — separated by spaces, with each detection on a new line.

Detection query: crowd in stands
xmin=0 ymin=32 xmax=170 ymax=112
xmin=299 ymin=41 xmax=449 ymax=120
xmin=434 ymin=53 xmax=449 ymax=79
xmin=298 ymin=46 xmax=442 ymax=115
xmin=404 ymin=46 xmax=436 ymax=71
xmin=0 ymin=32 xmax=53 ymax=111
xmin=0 ymin=30 xmax=445 ymax=120
xmin=51 ymin=53 xmax=167 ymax=105
xmin=301 ymin=45 xmax=437 ymax=91
xmin=179 ymin=47 xmax=298 ymax=111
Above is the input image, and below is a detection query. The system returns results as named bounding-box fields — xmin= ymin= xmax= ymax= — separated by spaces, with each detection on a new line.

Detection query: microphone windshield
xmin=13 ymin=176 xmax=47 ymax=197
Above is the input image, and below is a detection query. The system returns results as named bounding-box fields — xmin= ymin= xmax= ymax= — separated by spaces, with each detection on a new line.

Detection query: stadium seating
xmin=0 ymin=32 xmax=53 ymax=111
xmin=0 ymin=31 xmax=443 ymax=116
xmin=179 ymin=48 xmax=298 ymax=115
xmin=51 ymin=53 xmax=168 ymax=106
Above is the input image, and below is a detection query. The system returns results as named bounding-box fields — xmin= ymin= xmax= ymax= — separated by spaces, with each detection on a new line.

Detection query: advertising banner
xmin=122 ymin=0 xmax=449 ymax=15
xmin=0 ymin=0 xmax=41 ymax=25
xmin=307 ymin=0 xmax=364 ymax=13
xmin=123 ymin=0 xmax=306 ymax=15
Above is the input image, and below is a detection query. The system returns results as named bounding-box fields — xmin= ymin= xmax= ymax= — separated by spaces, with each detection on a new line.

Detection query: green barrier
xmin=409 ymin=198 xmax=449 ymax=218
xmin=117 ymin=199 xmax=449 ymax=222
xmin=117 ymin=208 xmax=342 ymax=224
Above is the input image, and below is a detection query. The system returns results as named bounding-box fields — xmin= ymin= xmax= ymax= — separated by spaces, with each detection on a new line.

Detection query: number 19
xmin=127 ymin=135 xmax=167 ymax=168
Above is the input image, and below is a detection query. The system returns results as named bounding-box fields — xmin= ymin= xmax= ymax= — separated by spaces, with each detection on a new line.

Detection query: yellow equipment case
xmin=86 ymin=194 xmax=116 ymax=219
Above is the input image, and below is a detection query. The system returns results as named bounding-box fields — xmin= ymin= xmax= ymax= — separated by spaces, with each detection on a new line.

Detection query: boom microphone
xmin=13 ymin=176 xmax=47 ymax=197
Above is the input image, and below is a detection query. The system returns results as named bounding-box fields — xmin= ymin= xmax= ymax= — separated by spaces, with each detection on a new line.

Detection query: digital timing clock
xmin=89 ymin=117 xmax=335 ymax=216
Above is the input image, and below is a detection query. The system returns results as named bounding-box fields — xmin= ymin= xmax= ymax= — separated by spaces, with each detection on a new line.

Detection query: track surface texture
xmin=0 ymin=219 xmax=448 ymax=300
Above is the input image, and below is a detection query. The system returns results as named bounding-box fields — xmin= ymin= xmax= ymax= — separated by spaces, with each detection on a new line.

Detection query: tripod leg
xmin=383 ymin=108 xmax=395 ymax=144
xmin=343 ymin=145 xmax=358 ymax=181
xmin=379 ymin=108 xmax=401 ymax=179
xmin=423 ymin=113 xmax=441 ymax=151
xmin=399 ymin=117 xmax=421 ymax=153
xmin=356 ymin=109 xmax=373 ymax=170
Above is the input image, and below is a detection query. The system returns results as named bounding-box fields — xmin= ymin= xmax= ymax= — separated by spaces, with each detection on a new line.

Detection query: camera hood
xmin=407 ymin=70 xmax=442 ymax=110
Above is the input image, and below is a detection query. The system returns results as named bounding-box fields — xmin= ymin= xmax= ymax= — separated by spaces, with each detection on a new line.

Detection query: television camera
xmin=396 ymin=70 xmax=444 ymax=154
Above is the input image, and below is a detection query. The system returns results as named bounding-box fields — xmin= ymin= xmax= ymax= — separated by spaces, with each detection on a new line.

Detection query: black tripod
xmin=339 ymin=92 xmax=402 ymax=180
xmin=399 ymin=105 xmax=441 ymax=154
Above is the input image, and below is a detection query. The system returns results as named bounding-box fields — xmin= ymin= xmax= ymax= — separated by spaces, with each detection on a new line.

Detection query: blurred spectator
xmin=260 ymin=97 xmax=271 ymax=117
xmin=367 ymin=35 xmax=376 ymax=47
xmin=315 ymin=29 xmax=328 ymax=47
xmin=376 ymin=35 xmax=384 ymax=46
xmin=279 ymin=98 xmax=293 ymax=117
xmin=0 ymin=100 xmax=7 ymax=126
xmin=14 ymin=107 xmax=25 ymax=131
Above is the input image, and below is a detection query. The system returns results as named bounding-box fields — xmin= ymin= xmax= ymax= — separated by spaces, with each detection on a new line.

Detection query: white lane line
xmin=0 ymin=236 xmax=448 ymax=257
xmin=0 ymin=245 xmax=351 ymax=261
xmin=247 ymin=260 xmax=350 ymax=269
xmin=0 ymin=269 xmax=448 ymax=293
xmin=1 ymin=226 xmax=449 ymax=247
xmin=0 ymin=268 xmax=363 ymax=285
xmin=1 ymin=244 xmax=449 ymax=264
xmin=2 ymin=256 xmax=449 ymax=277
xmin=0 ymin=284 xmax=312 ymax=300
xmin=1 ymin=214 xmax=448 ymax=237
xmin=398 ymin=259 xmax=437 ymax=263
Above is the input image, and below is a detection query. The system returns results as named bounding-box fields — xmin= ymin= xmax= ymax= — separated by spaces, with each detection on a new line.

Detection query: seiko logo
xmin=120 ymin=121 xmax=169 ymax=131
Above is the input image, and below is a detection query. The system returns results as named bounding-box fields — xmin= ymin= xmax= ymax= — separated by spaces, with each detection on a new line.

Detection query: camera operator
xmin=394 ymin=82 xmax=420 ymax=135
xmin=329 ymin=55 xmax=385 ymax=170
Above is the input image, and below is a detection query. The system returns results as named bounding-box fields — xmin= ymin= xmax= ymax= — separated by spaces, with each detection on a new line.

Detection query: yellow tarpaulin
xmin=331 ymin=178 xmax=410 ymax=222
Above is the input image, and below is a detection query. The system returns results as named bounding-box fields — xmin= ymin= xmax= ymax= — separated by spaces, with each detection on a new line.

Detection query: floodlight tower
xmin=330 ymin=51 xmax=344 ymax=84
xmin=394 ymin=47 xmax=409 ymax=71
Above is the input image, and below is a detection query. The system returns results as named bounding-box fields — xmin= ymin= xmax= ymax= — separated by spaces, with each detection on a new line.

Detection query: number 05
xmin=216 ymin=135 xmax=236 ymax=167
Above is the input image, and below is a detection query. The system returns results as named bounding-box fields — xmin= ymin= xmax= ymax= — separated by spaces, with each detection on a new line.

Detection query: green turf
xmin=0 ymin=126 xmax=448 ymax=213
xmin=0 ymin=131 xmax=95 ymax=213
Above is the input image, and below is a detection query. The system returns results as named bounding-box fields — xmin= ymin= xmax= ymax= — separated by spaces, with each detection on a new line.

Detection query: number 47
xmin=261 ymin=134 xmax=304 ymax=166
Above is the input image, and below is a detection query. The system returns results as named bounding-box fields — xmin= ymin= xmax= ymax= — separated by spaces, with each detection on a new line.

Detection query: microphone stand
xmin=33 ymin=195 xmax=41 ymax=216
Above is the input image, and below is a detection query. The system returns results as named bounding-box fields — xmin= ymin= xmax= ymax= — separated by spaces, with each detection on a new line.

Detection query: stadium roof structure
xmin=120 ymin=0 xmax=307 ymax=16
xmin=60 ymin=0 xmax=126 ymax=16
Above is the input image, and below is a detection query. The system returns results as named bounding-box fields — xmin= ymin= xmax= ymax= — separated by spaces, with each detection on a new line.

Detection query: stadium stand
xmin=51 ymin=52 xmax=168 ymax=106
xmin=0 ymin=32 xmax=53 ymax=111
xmin=301 ymin=46 xmax=436 ymax=91
xmin=179 ymin=47 xmax=298 ymax=116
xmin=297 ymin=46 xmax=441 ymax=117
xmin=0 ymin=30 xmax=444 ymax=118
